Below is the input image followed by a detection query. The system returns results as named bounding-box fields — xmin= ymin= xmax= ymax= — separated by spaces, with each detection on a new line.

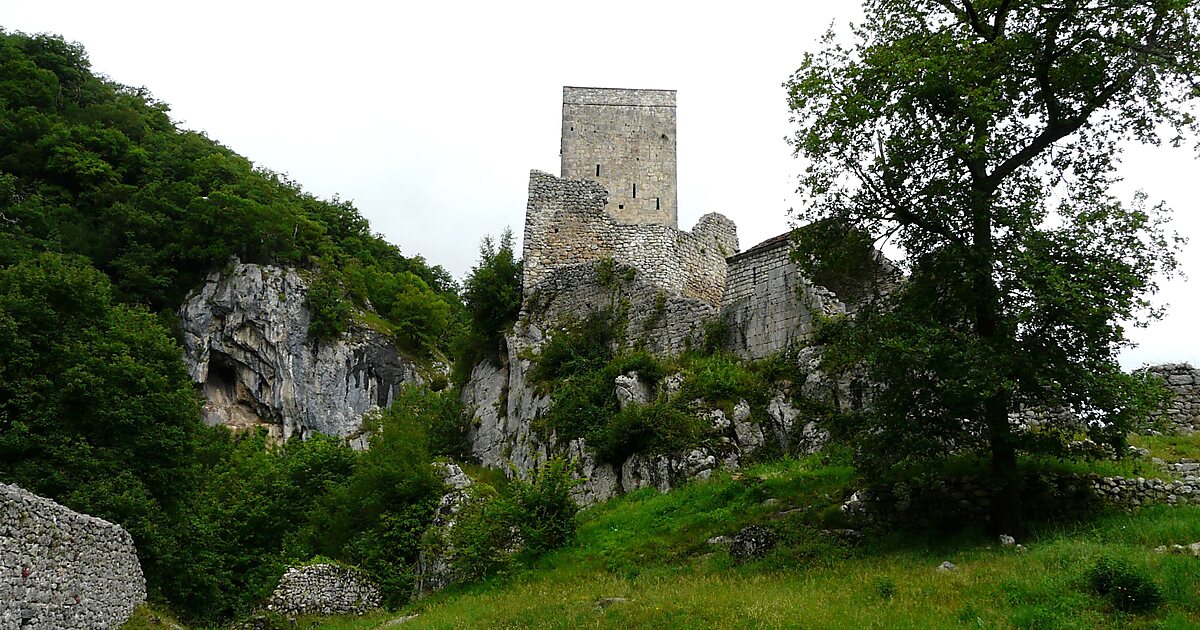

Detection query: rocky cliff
xmin=461 ymin=261 xmax=832 ymax=506
xmin=180 ymin=262 xmax=425 ymax=446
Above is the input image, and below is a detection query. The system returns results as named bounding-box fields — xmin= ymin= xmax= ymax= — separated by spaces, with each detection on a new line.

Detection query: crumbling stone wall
xmin=1143 ymin=363 xmax=1200 ymax=434
xmin=722 ymin=235 xmax=845 ymax=360
xmin=265 ymin=564 xmax=381 ymax=616
xmin=842 ymin=471 xmax=1200 ymax=529
xmin=525 ymin=260 xmax=716 ymax=356
xmin=561 ymin=87 xmax=677 ymax=226
xmin=522 ymin=170 xmax=737 ymax=307
xmin=1 ymin=483 xmax=146 ymax=629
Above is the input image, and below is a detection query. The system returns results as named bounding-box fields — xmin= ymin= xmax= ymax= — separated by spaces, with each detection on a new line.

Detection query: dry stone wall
xmin=722 ymin=236 xmax=845 ymax=360
xmin=561 ymin=87 xmax=677 ymax=226
xmin=1 ymin=484 xmax=145 ymax=629
xmin=523 ymin=170 xmax=737 ymax=307
xmin=842 ymin=471 xmax=1200 ymax=529
xmin=1143 ymin=363 xmax=1200 ymax=434
xmin=265 ymin=564 xmax=381 ymax=616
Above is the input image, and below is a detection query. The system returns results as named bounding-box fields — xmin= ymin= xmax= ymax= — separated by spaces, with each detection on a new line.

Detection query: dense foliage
xmin=441 ymin=457 xmax=579 ymax=582
xmin=786 ymin=0 xmax=1199 ymax=532
xmin=166 ymin=385 xmax=463 ymax=623
xmin=0 ymin=28 xmax=473 ymax=624
xmin=0 ymin=252 xmax=200 ymax=597
xmin=0 ymin=29 xmax=461 ymax=355
xmin=452 ymin=229 xmax=523 ymax=384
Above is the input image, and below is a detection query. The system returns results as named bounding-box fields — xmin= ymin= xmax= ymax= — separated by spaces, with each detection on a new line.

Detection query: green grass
xmin=132 ymin=450 xmax=1200 ymax=629
xmin=393 ymin=509 xmax=1200 ymax=629
xmin=1129 ymin=433 xmax=1200 ymax=462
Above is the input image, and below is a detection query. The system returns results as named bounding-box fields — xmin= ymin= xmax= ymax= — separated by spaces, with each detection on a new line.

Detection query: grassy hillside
xmin=125 ymin=454 xmax=1200 ymax=629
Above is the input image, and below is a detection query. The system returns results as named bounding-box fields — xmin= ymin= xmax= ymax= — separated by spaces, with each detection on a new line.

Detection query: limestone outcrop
xmin=415 ymin=460 xmax=480 ymax=595
xmin=1 ymin=483 xmax=146 ymax=629
xmin=179 ymin=261 xmax=425 ymax=445
xmin=461 ymin=313 xmax=823 ymax=506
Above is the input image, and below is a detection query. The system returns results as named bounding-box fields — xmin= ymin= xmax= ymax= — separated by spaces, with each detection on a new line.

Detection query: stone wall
xmin=1144 ymin=363 xmax=1200 ymax=434
xmin=561 ymin=87 xmax=677 ymax=226
xmin=722 ymin=235 xmax=845 ymax=360
xmin=522 ymin=170 xmax=737 ymax=307
xmin=265 ymin=564 xmax=381 ymax=616
xmin=841 ymin=471 xmax=1200 ymax=529
xmin=525 ymin=260 xmax=716 ymax=356
xmin=1 ymin=483 xmax=145 ymax=629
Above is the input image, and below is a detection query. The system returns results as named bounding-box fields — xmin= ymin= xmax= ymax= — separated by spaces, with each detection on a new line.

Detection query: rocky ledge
xmin=179 ymin=261 xmax=425 ymax=445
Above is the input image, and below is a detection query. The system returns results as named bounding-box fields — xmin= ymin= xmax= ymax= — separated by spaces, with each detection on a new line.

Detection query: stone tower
xmin=560 ymin=86 xmax=678 ymax=227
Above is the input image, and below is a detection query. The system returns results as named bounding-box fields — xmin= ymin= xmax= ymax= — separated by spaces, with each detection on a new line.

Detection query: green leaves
xmin=785 ymin=1 xmax=1198 ymax=514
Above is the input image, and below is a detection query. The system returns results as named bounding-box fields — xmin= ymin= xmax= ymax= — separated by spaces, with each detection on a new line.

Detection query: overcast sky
xmin=3 ymin=1 xmax=1197 ymax=369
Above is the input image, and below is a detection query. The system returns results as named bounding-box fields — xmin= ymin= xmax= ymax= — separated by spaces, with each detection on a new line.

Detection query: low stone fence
xmin=0 ymin=483 xmax=146 ymax=629
xmin=842 ymin=472 xmax=1200 ymax=528
xmin=265 ymin=564 xmax=382 ymax=616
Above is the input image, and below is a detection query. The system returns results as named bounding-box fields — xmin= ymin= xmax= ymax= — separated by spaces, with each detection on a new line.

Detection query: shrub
xmin=1086 ymin=556 xmax=1163 ymax=613
xmin=506 ymin=457 xmax=579 ymax=554
xmin=444 ymin=459 xmax=578 ymax=582
xmin=306 ymin=270 xmax=351 ymax=340
xmin=452 ymin=230 xmax=523 ymax=385
xmin=592 ymin=402 xmax=704 ymax=465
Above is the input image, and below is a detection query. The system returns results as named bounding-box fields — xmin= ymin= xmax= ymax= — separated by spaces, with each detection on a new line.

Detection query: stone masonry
xmin=1 ymin=483 xmax=146 ymax=629
xmin=265 ymin=564 xmax=382 ymax=616
xmin=522 ymin=170 xmax=737 ymax=307
xmin=722 ymin=234 xmax=847 ymax=360
xmin=561 ymin=87 xmax=677 ymax=226
xmin=1143 ymin=363 xmax=1200 ymax=434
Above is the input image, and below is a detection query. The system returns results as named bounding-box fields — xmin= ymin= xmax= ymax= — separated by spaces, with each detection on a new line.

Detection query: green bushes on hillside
xmin=0 ymin=29 xmax=462 ymax=357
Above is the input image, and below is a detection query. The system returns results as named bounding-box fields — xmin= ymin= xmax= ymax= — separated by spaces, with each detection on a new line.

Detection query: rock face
xmin=462 ymin=316 xmax=822 ymax=506
xmin=1 ymin=483 xmax=146 ymax=629
xmin=180 ymin=262 xmax=425 ymax=445
xmin=265 ymin=564 xmax=382 ymax=616
xmin=415 ymin=463 xmax=473 ymax=596
xmin=416 ymin=463 xmax=510 ymax=596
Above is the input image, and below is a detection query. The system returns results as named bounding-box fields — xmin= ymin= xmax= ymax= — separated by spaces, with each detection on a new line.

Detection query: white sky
xmin=2 ymin=1 xmax=1197 ymax=369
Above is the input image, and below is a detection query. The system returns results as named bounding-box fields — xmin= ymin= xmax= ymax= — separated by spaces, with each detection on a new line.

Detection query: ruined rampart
xmin=722 ymin=235 xmax=845 ymax=359
xmin=522 ymin=170 xmax=737 ymax=307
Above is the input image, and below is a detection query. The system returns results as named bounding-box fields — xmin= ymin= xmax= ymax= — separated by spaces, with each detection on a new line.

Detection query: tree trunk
xmin=970 ymin=190 xmax=1023 ymax=536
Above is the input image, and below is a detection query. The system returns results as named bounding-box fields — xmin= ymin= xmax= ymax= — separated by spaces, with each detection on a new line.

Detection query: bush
xmin=593 ymin=402 xmax=704 ymax=465
xmin=506 ymin=457 xmax=579 ymax=554
xmin=444 ymin=458 xmax=579 ymax=583
xmin=452 ymin=230 xmax=523 ymax=385
xmin=306 ymin=270 xmax=352 ymax=341
xmin=1086 ymin=556 xmax=1163 ymax=613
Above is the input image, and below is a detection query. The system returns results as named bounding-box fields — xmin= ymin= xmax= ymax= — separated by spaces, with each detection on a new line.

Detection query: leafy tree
xmin=786 ymin=1 xmax=1199 ymax=532
xmin=0 ymin=252 xmax=201 ymax=597
xmin=0 ymin=28 xmax=462 ymax=357
xmin=452 ymin=228 xmax=523 ymax=383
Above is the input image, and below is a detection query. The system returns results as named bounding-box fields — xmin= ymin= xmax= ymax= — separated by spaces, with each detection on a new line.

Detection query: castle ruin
xmin=521 ymin=86 xmax=844 ymax=357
